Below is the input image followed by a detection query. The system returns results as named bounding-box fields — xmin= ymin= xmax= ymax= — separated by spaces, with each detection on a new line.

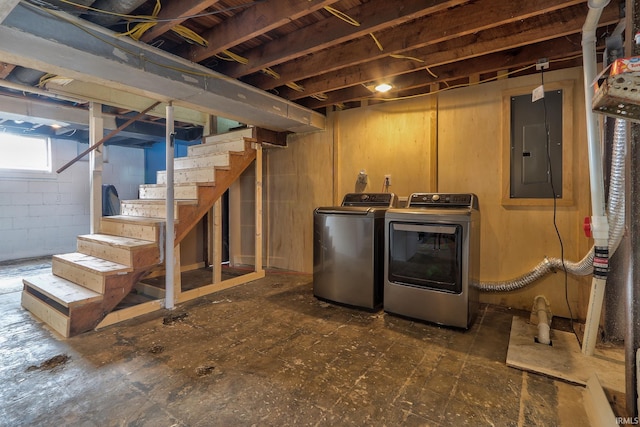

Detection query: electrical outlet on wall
xmin=384 ymin=174 xmax=392 ymax=186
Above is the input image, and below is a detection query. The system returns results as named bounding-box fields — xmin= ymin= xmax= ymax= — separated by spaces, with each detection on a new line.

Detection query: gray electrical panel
xmin=510 ymin=90 xmax=563 ymax=199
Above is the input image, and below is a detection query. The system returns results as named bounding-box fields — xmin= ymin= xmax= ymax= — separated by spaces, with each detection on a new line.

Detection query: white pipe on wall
xmin=165 ymin=103 xmax=175 ymax=310
xmin=535 ymin=296 xmax=552 ymax=346
xmin=581 ymin=0 xmax=611 ymax=357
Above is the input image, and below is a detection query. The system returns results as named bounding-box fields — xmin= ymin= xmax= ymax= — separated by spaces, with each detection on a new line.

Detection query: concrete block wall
xmin=0 ymin=139 xmax=144 ymax=262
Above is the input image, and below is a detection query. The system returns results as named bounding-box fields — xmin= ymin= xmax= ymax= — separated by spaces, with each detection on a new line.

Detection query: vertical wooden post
xmin=429 ymin=83 xmax=439 ymax=192
xmin=212 ymin=200 xmax=222 ymax=284
xmin=174 ymin=243 xmax=182 ymax=300
xmin=254 ymin=142 xmax=264 ymax=272
xmin=89 ymin=102 xmax=103 ymax=234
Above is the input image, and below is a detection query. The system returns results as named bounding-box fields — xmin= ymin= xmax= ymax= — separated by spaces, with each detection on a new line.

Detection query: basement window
xmin=0 ymin=134 xmax=52 ymax=172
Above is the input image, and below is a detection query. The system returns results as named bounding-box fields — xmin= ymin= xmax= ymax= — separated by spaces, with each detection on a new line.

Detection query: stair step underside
xmin=189 ymin=140 xmax=246 ymax=157
xmin=23 ymin=273 xmax=102 ymax=308
xmin=174 ymin=152 xmax=230 ymax=170
xmin=100 ymin=215 xmax=164 ymax=241
xmin=52 ymin=253 xmax=131 ymax=293
xmin=202 ymin=128 xmax=253 ymax=143
xmin=120 ymin=199 xmax=197 ymax=219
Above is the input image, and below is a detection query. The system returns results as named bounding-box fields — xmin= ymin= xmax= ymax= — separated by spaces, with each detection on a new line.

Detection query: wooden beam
xmin=89 ymin=102 xmax=103 ymax=234
xmin=183 ymin=0 xmax=341 ymax=63
xmin=140 ymin=0 xmax=222 ymax=43
xmin=0 ymin=62 xmax=15 ymax=79
xmin=298 ymin=4 xmax=617 ymax=109
xmin=219 ymin=0 xmax=469 ymax=78
xmin=57 ymin=101 xmax=160 ymax=173
xmin=245 ymin=0 xmax=587 ymax=91
xmin=176 ymin=271 xmax=266 ymax=303
xmin=281 ymin=3 xmax=619 ymax=102
xmin=302 ymin=35 xmax=584 ymax=108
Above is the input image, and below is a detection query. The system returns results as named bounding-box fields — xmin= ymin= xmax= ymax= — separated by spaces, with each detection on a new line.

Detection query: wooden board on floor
xmin=506 ymin=316 xmax=624 ymax=396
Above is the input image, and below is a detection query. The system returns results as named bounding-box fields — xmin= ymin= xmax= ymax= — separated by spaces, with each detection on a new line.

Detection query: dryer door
xmin=387 ymin=222 xmax=463 ymax=293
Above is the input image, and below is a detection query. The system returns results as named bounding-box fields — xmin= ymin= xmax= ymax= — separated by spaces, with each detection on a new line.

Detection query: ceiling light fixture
xmin=374 ymin=83 xmax=393 ymax=93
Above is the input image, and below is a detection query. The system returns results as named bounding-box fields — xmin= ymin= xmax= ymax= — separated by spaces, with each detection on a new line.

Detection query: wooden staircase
xmin=21 ymin=128 xmax=257 ymax=337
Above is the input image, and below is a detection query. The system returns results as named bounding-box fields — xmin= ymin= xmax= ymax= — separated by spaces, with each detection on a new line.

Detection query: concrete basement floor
xmin=0 ymin=258 xmax=591 ymax=426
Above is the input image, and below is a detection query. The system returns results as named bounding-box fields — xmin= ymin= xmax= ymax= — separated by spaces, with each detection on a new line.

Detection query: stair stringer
xmin=65 ymin=268 xmax=150 ymax=336
xmin=174 ymin=140 xmax=257 ymax=245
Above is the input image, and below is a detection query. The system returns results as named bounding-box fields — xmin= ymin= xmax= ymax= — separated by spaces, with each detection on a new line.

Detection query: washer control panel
xmin=407 ymin=193 xmax=478 ymax=209
xmin=342 ymin=193 xmax=398 ymax=207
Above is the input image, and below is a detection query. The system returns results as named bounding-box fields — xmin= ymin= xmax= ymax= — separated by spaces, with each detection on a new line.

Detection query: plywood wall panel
xmin=262 ymin=67 xmax=594 ymax=320
xmin=438 ymin=68 xmax=592 ymax=319
xmin=265 ymin=124 xmax=334 ymax=273
xmin=335 ymin=101 xmax=433 ymax=199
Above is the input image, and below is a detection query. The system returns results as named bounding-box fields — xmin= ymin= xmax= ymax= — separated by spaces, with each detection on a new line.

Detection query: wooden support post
xmin=212 ymin=200 xmax=222 ymax=283
xmin=229 ymin=182 xmax=241 ymax=266
xmin=429 ymin=84 xmax=439 ymax=192
xmin=173 ymin=243 xmax=182 ymax=299
xmin=89 ymin=102 xmax=103 ymax=234
xmin=254 ymin=143 xmax=263 ymax=272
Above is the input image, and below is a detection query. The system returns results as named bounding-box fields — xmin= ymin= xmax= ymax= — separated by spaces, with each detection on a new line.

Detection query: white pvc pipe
xmin=581 ymin=0 xmax=611 ymax=357
xmin=165 ymin=103 xmax=175 ymax=310
xmin=535 ymin=296 xmax=551 ymax=346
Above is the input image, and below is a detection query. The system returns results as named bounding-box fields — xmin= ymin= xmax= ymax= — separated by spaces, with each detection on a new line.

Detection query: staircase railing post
xmin=165 ymin=102 xmax=175 ymax=309
xmin=89 ymin=102 xmax=103 ymax=234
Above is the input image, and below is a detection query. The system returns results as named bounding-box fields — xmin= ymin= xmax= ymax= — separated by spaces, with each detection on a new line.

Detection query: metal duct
xmin=85 ymin=0 xmax=147 ymax=27
xmin=0 ymin=3 xmax=325 ymax=133
xmin=5 ymin=66 xmax=47 ymax=86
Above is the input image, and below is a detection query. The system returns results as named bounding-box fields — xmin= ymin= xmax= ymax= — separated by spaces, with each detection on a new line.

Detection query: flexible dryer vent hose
xmin=477 ymin=118 xmax=626 ymax=292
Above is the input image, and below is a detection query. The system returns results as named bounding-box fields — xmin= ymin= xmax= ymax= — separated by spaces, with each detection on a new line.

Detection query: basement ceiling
xmin=0 ymin=0 xmax=624 ymax=146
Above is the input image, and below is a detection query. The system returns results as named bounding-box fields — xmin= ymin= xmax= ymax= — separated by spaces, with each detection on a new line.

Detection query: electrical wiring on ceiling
xmin=374 ymin=53 xmax=589 ymax=103
xmin=31 ymin=0 xmax=265 ymax=23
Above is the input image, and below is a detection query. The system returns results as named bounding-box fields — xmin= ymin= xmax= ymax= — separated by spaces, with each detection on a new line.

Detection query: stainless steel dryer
xmin=313 ymin=193 xmax=397 ymax=310
xmin=384 ymin=193 xmax=480 ymax=328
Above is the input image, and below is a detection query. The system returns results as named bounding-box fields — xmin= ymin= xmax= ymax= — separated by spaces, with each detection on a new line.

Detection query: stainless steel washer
xmin=313 ymin=193 xmax=397 ymax=310
xmin=384 ymin=193 xmax=480 ymax=328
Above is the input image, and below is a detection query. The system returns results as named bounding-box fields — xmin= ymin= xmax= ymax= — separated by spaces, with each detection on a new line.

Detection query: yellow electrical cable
xmin=33 ymin=5 xmax=232 ymax=81
xmin=172 ymin=25 xmax=208 ymax=46
xmin=324 ymin=6 xmax=360 ymax=26
xmin=370 ymin=33 xmax=383 ymax=51
xmin=390 ymin=54 xmax=424 ymax=63
xmin=37 ymin=73 xmax=58 ymax=87
xmin=262 ymin=67 xmax=280 ymax=79
xmin=215 ymin=50 xmax=249 ymax=64
xmin=425 ymin=66 xmax=438 ymax=79
xmin=286 ymin=82 xmax=305 ymax=92
xmin=117 ymin=0 xmax=207 ymax=47
xmin=311 ymin=93 xmax=328 ymax=101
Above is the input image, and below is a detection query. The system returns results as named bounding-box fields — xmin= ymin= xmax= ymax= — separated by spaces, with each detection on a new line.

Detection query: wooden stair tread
xmin=139 ymin=183 xmax=198 ymax=189
xmin=77 ymin=233 xmax=157 ymax=249
xmin=53 ymin=253 xmax=132 ymax=275
xmin=23 ymin=273 xmax=102 ymax=307
xmin=121 ymin=199 xmax=198 ymax=206
xmin=101 ymin=215 xmax=165 ymax=225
